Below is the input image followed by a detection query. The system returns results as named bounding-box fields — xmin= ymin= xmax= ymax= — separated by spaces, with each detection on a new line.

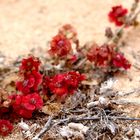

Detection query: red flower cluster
xmin=12 ymin=93 xmax=43 ymax=118
xmin=49 ymin=34 xmax=72 ymax=57
xmin=0 ymin=7 xmax=133 ymax=137
xmin=113 ymin=53 xmax=131 ymax=70
xmin=43 ymin=71 xmax=85 ymax=96
xmin=108 ymin=5 xmax=128 ymax=26
xmin=0 ymin=120 xmax=13 ymax=136
xmin=16 ymin=70 xmax=42 ymax=94
xmin=87 ymin=44 xmax=114 ymax=67
xmin=14 ymin=56 xmax=43 ymax=118
xmin=20 ymin=56 xmax=40 ymax=73
xmin=87 ymin=44 xmax=131 ymax=70
xmin=16 ymin=56 xmax=42 ymax=94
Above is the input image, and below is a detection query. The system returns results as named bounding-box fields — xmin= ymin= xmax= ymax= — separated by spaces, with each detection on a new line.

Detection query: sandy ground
xmin=0 ymin=0 xmax=140 ymax=139
xmin=0 ymin=0 xmax=133 ymax=58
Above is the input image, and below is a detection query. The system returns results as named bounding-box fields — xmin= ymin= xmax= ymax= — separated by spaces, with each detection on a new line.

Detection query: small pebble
xmin=134 ymin=128 xmax=140 ymax=137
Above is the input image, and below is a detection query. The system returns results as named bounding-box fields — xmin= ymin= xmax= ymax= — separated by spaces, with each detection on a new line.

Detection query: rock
xmin=134 ymin=128 xmax=140 ymax=137
xmin=19 ymin=121 xmax=29 ymax=131
xmin=99 ymin=96 xmax=109 ymax=106
xmin=87 ymin=101 xmax=99 ymax=108
xmin=59 ymin=126 xmax=73 ymax=138
xmin=68 ymin=123 xmax=89 ymax=134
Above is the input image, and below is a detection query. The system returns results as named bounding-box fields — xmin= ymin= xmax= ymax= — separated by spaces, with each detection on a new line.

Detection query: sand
xmin=0 ymin=0 xmax=140 ymax=139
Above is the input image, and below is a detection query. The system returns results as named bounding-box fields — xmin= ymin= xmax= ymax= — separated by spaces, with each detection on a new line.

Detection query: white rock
xmin=25 ymin=130 xmax=32 ymax=137
xmin=87 ymin=101 xmax=99 ymax=108
xmin=68 ymin=123 xmax=89 ymax=134
xmin=32 ymin=136 xmax=41 ymax=140
xmin=134 ymin=128 xmax=140 ymax=137
xmin=19 ymin=121 xmax=29 ymax=131
xmin=53 ymin=64 xmax=62 ymax=69
xmin=59 ymin=126 xmax=73 ymax=137
xmin=99 ymin=96 xmax=108 ymax=106
xmin=100 ymin=78 xmax=116 ymax=93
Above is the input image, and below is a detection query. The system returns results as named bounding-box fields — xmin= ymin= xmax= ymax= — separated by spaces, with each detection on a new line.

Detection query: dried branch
xmin=32 ymin=116 xmax=53 ymax=140
xmin=112 ymin=99 xmax=140 ymax=105
xmin=117 ymin=88 xmax=140 ymax=96
xmin=32 ymin=114 xmax=140 ymax=139
xmin=74 ymin=57 xmax=87 ymax=69
xmin=55 ymin=116 xmax=140 ymax=126
xmin=75 ymin=2 xmax=140 ymax=70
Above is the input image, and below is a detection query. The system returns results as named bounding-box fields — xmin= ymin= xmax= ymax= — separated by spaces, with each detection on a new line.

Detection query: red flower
xmin=49 ymin=71 xmax=85 ymax=96
xmin=20 ymin=56 xmax=40 ymax=73
xmin=49 ymin=34 xmax=71 ymax=57
xmin=12 ymin=93 xmax=43 ymax=118
xmin=87 ymin=44 xmax=99 ymax=62
xmin=49 ymin=73 xmax=68 ymax=96
xmin=87 ymin=44 xmax=131 ymax=70
xmin=65 ymin=71 xmax=85 ymax=94
xmin=12 ymin=95 xmax=33 ymax=118
xmin=113 ymin=53 xmax=131 ymax=69
xmin=87 ymin=44 xmax=114 ymax=67
xmin=58 ymin=24 xmax=77 ymax=41
xmin=108 ymin=5 xmax=128 ymax=26
xmin=0 ymin=120 xmax=13 ymax=136
xmin=22 ymin=93 xmax=43 ymax=110
xmin=16 ymin=70 xmax=42 ymax=94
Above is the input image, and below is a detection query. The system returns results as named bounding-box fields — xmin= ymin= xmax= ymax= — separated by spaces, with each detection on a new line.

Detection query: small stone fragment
xmin=87 ymin=101 xmax=99 ymax=108
xmin=19 ymin=121 xmax=29 ymax=131
xmin=68 ymin=123 xmax=89 ymax=134
xmin=134 ymin=128 xmax=140 ymax=137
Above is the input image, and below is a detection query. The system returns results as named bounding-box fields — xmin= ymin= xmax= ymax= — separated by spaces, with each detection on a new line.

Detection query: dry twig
xmin=32 ymin=114 xmax=140 ymax=139
xmin=55 ymin=116 xmax=140 ymax=125
xmin=32 ymin=116 xmax=53 ymax=140
xmin=112 ymin=100 xmax=140 ymax=105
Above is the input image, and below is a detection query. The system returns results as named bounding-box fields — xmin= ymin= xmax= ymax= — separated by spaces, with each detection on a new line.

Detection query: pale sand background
xmin=0 ymin=0 xmax=132 ymax=58
xmin=0 ymin=0 xmax=140 ymax=139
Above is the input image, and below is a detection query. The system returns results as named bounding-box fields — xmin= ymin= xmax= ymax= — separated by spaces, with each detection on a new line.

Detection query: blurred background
xmin=0 ymin=0 xmax=132 ymax=58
